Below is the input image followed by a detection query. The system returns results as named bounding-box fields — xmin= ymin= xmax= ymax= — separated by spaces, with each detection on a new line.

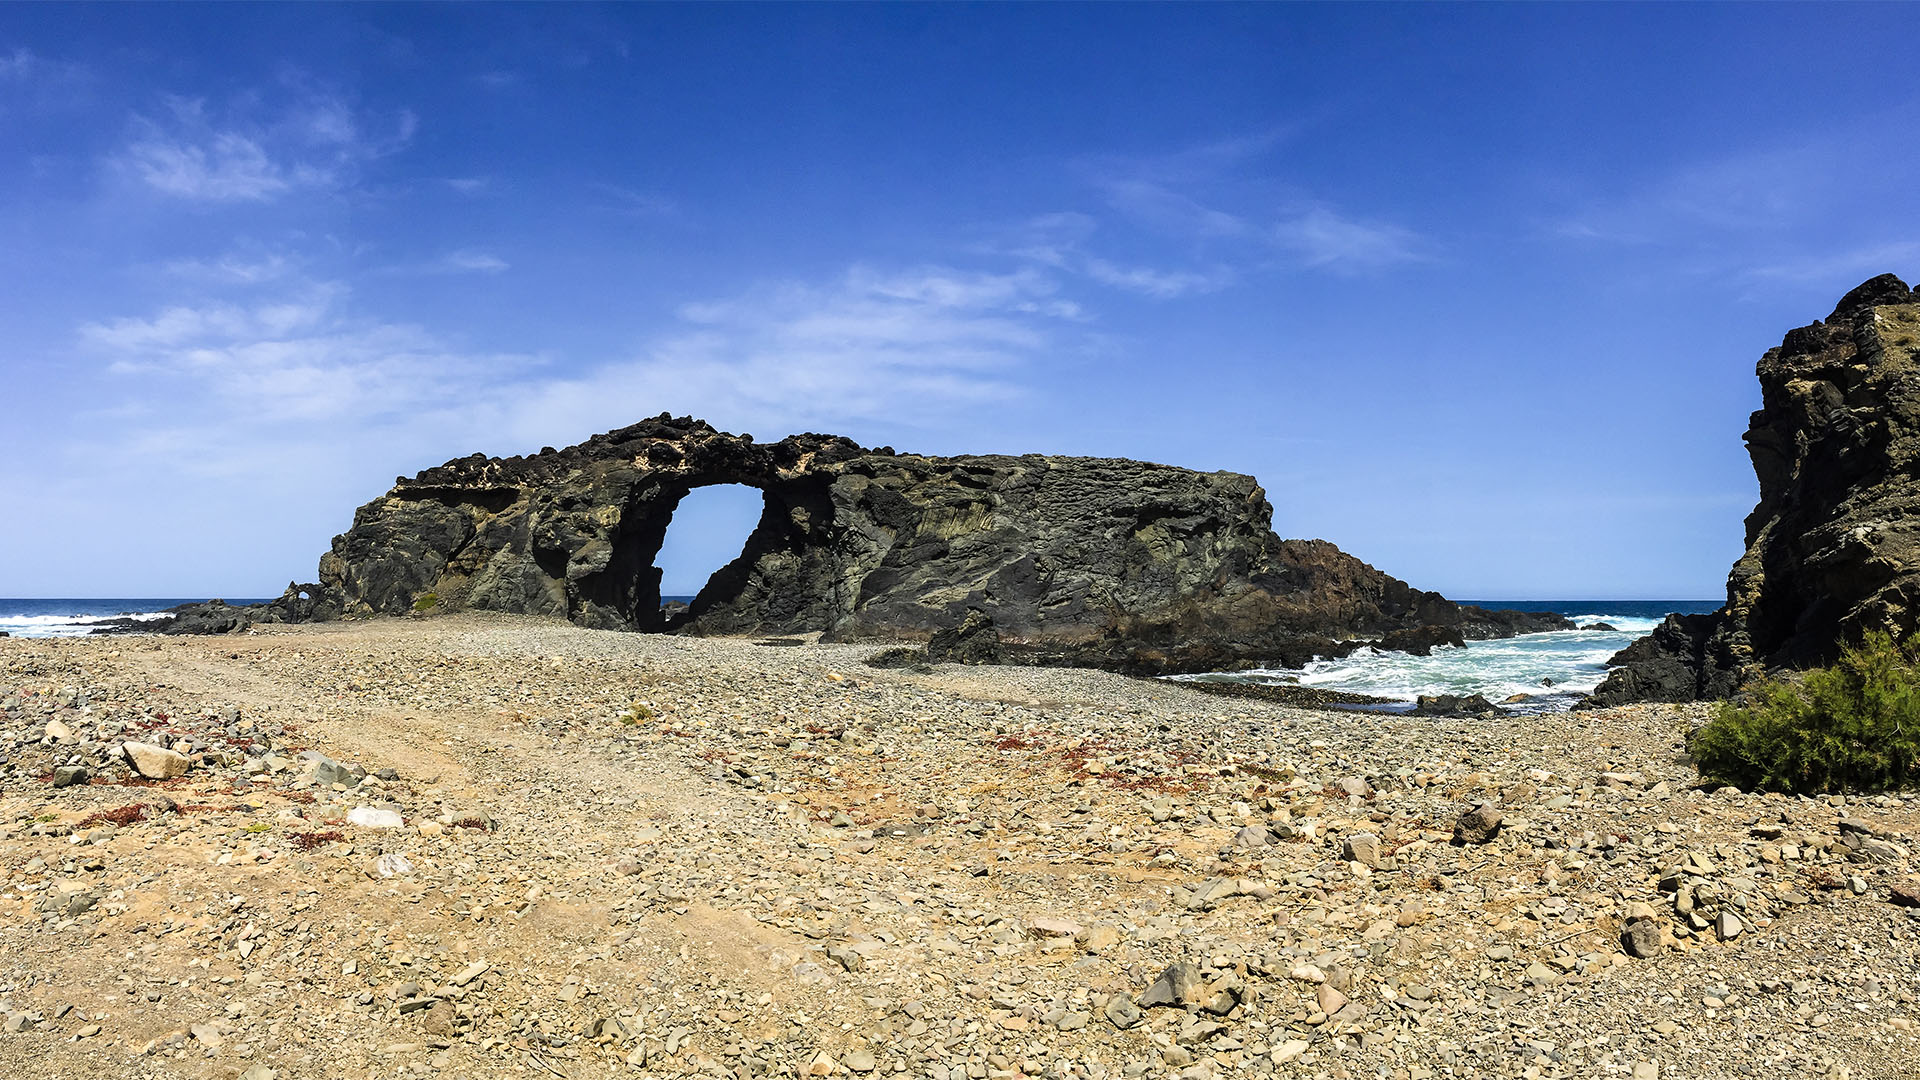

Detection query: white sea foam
xmin=0 ymin=611 xmax=170 ymax=638
xmin=1566 ymin=613 xmax=1663 ymax=634
xmin=1174 ymin=624 xmax=1661 ymax=713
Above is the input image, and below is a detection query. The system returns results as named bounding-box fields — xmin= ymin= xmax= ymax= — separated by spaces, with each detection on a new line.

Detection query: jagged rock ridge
xmin=1589 ymin=273 xmax=1920 ymax=705
xmin=254 ymin=416 xmax=1566 ymax=674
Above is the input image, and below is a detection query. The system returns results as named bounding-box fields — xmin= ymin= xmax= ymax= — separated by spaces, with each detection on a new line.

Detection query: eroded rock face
xmin=1589 ymin=274 xmax=1920 ymax=705
xmin=277 ymin=414 xmax=1564 ymax=673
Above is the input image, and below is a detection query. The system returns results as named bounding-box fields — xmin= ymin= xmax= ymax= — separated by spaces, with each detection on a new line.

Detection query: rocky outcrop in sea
xmin=239 ymin=415 xmax=1565 ymax=673
xmin=1589 ymin=273 xmax=1920 ymax=705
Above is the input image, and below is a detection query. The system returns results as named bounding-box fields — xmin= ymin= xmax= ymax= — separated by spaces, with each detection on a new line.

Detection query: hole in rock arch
xmin=654 ymin=483 xmax=768 ymax=615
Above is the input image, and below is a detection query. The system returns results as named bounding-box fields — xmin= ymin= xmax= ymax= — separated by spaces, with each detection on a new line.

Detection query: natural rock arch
xmin=280 ymin=413 xmax=1569 ymax=673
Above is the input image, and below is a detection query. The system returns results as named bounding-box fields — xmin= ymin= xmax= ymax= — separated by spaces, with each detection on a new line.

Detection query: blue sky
xmin=3 ymin=4 xmax=1918 ymax=599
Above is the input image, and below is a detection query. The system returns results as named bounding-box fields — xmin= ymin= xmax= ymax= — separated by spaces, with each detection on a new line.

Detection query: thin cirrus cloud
xmin=1085 ymin=137 xmax=1428 ymax=277
xmin=1273 ymin=206 xmax=1425 ymax=272
xmin=511 ymin=265 xmax=1075 ymax=443
xmin=114 ymin=92 xmax=416 ymax=202
xmin=160 ymin=251 xmax=297 ymax=285
xmin=79 ymin=283 xmax=536 ymax=426
xmin=73 ymin=261 xmax=1079 ymax=478
xmin=0 ymin=47 xmax=38 ymax=79
xmin=981 ymin=213 xmax=1228 ymax=298
xmin=1082 ymin=257 xmax=1231 ymax=298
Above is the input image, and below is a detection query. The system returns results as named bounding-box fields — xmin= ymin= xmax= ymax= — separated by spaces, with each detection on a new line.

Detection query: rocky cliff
xmin=265 ymin=415 xmax=1565 ymax=673
xmin=1588 ymin=273 xmax=1920 ymax=705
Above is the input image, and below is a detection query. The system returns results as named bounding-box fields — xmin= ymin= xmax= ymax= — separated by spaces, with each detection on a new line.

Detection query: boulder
xmin=346 ymin=807 xmax=404 ymax=829
xmin=1137 ymin=962 xmax=1204 ymax=1008
xmin=1343 ymin=832 xmax=1385 ymax=868
xmin=1591 ymin=274 xmax=1920 ymax=703
xmin=1452 ymin=803 xmax=1502 ymax=844
xmin=122 ymin=741 xmax=189 ymax=780
xmin=1411 ymin=693 xmax=1500 ymax=716
xmin=925 ymin=610 xmax=1001 ymax=665
xmin=1621 ymin=918 xmax=1663 ymax=958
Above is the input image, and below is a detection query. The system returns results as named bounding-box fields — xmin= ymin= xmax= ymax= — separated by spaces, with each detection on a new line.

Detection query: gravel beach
xmin=1 ymin=613 xmax=1916 ymax=1080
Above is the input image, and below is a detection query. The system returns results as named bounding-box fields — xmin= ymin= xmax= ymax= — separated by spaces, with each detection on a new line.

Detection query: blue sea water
xmin=0 ymin=599 xmax=273 ymax=638
xmin=1175 ymin=599 xmax=1724 ymax=713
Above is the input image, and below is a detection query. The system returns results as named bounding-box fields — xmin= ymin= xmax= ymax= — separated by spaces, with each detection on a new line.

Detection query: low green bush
xmin=412 ymin=592 xmax=440 ymax=613
xmin=1691 ymin=631 xmax=1920 ymax=793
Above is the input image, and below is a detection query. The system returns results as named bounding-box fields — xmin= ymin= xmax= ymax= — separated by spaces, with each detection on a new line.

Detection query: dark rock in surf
xmin=1412 ymin=693 xmax=1501 ymax=716
xmin=1589 ymin=274 xmax=1920 ymax=706
xmin=1582 ymin=622 xmax=1618 ymax=632
xmin=162 ymin=600 xmax=253 ymax=635
xmin=1377 ymin=624 xmax=1465 ymax=656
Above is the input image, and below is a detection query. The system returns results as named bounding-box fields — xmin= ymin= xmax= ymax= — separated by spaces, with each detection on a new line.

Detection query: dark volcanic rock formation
xmin=269 ymin=415 xmax=1566 ymax=673
xmin=1588 ymin=273 xmax=1920 ymax=705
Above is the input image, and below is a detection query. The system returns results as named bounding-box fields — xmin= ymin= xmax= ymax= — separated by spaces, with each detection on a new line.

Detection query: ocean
xmin=1 ymin=597 xmax=1721 ymax=712
xmin=0 ymin=598 xmax=273 ymax=638
xmin=1172 ymin=600 xmax=1723 ymax=713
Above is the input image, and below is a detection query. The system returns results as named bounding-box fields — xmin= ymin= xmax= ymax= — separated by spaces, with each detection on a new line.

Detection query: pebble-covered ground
xmin=0 ymin=612 xmax=1916 ymax=1080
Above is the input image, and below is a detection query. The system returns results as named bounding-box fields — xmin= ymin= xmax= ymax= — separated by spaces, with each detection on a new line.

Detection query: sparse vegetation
xmin=412 ymin=592 xmax=440 ymax=614
xmin=1691 ymin=631 xmax=1920 ymax=793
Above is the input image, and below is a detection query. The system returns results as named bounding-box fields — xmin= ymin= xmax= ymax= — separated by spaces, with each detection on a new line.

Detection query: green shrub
xmin=412 ymin=592 xmax=440 ymax=613
xmin=1691 ymin=631 xmax=1920 ymax=793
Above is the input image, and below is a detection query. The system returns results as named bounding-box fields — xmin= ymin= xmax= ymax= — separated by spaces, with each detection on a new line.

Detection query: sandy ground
xmin=0 ymin=612 xmax=1915 ymax=1080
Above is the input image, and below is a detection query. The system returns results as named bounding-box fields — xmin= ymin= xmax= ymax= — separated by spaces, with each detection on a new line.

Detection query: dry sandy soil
xmin=0 ymin=613 xmax=1916 ymax=1080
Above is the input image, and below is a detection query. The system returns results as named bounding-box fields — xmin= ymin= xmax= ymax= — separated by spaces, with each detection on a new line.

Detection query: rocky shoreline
xmin=1 ymin=614 xmax=1915 ymax=1079
xmin=1592 ymin=274 xmax=1920 ymax=706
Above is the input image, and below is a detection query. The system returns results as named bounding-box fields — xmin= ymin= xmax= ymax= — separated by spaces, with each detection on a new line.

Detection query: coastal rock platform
xmin=2 ymin=614 xmax=1916 ymax=1078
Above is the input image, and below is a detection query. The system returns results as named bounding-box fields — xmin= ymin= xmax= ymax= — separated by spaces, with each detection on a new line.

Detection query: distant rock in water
xmin=1588 ymin=273 xmax=1920 ymax=706
xmin=1582 ymin=622 xmax=1618 ymax=632
xmin=213 ymin=414 xmax=1568 ymax=674
xmin=1375 ymin=624 xmax=1466 ymax=657
xmin=1412 ymin=693 xmax=1500 ymax=716
xmin=88 ymin=599 xmax=257 ymax=637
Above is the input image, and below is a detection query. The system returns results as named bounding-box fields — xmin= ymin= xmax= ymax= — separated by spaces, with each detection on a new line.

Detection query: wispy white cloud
xmin=114 ymin=91 xmax=414 ymax=202
xmin=433 ymin=250 xmax=509 ymax=274
xmin=591 ymin=182 xmax=679 ymax=219
xmin=983 ymin=212 xmax=1228 ymax=299
xmin=985 ymin=211 xmax=1098 ymax=267
xmin=444 ymin=176 xmax=492 ymax=195
xmin=1543 ymin=136 xmax=1870 ymax=248
xmin=162 ymin=250 xmax=298 ymax=285
xmin=0 ymin=45 xmax=88 ymax=92
xmin=533 ymin=264 xmax=1071 ymax=438
xmin=1274 ymin=206 xmax=1425 ymax=272
xmin=1099 ymin=177 xmax=1251 ymax=239
xmin=1743 ymin=241 xmax=1920 ymax=285
xmin=80 ymin=283 xmax=534 ymax=424
xmin=0 ymin=47 xmax=37 ymax=79
xmin=1083 ymin=258 xmax=1231 ymax=298
xmin=76 ymin=261 xmax=1077 ymax=477
xmin=1078 ymin=137 xmax=1426 ymax=278
xmin=367 ymin=249 xmax=512 ymax=276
